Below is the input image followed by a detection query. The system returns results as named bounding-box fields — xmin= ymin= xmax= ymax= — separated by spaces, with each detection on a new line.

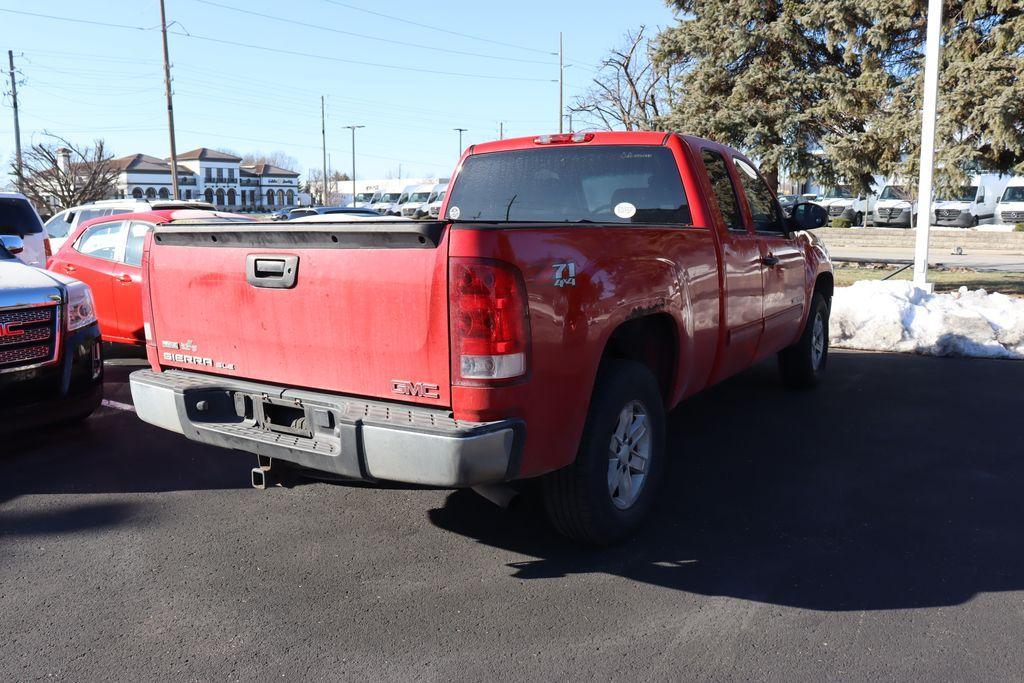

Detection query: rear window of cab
xmin=446 ymin=145 xmax=691 ymax=225
xmin=0 ymin=197 xmax=44 ymax=236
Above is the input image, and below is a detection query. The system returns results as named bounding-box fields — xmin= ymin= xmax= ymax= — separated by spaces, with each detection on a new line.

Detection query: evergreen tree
xmin=652 ymin=1 xmax=1024 ymax=192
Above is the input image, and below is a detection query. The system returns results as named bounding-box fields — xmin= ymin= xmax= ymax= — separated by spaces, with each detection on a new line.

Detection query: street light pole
xmin=912 ymin=0 xmax=944 ymax=290
xmin=454 ymin=128 xmax=468 ymax=157
xmin=558 ymin=32 xmax=564 ymax=134
xmin=342 ymin=125 xmax=365 ymax=205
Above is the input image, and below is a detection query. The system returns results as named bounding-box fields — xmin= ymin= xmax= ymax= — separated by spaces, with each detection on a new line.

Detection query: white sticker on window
xmin=449 ymin=206 xmax=461 ymax=220
xmin=614 ymin=202 xmax=637 ymax=219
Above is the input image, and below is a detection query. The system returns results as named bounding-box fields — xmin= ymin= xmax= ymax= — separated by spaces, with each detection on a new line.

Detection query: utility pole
xmin=342 ymin=125 xmax=364 ymax=204
xmin=454 ymin=128 xmax=468 ymax=157
xmin=159 ymin=0 xmax=180 ymax=199
xmin=912 ymin=0 xmax=943 ymax=290
xmin=558 ymin=32 xmax=564 ymax=134
xmin=321 ymin=95 xmax=328 ymax=206
xmin=499 ymin=122 xmax=504 ymax=140
xmin=7 ymin=51 xmax=22 ymax=192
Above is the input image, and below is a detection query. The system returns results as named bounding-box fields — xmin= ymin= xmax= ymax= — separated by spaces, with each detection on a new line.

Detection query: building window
xmin=158 ymin=187 xmax=169 ymax=199
xmin=217 ymin=168 xmax=223 ymax=181
xmin=132 ymin=187 xmax=143 ymax=199
xmin=286 ymin=190 xmax=294 ymax=205
xmin=205 ymin=168 xmax=212 ymax=181
xmin=215 ymin=188 xmax=225 ymax=206
xmin=227 ymin=189 xmax=236 ymax=205
xmin=146 ymin=187 xmax=156 ymax=199
xmin=205 ymin=188 xmax=213 ymax=203
xmin=266 ymin=189 xmax=275 ymax=206
xmin=228 ymin=168 xmax=235 ymax=181
xmin=186 ymin=189 xmax=192 ymax=200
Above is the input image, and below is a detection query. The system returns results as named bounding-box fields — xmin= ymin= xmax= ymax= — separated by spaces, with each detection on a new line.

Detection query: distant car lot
xmin=2 ymin=349 xmax=1023 ymax=679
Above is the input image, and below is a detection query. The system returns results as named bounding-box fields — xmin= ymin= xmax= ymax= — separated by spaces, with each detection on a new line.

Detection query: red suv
xmin=48 ymin=209 xmax=253 ymax=344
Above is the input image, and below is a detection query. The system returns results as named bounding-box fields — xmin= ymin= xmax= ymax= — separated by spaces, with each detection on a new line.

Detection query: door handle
xmin=245 ymin=254 xmax=298 ymax=289
xmin=762 ymin=255 xmax=780 ymax=267
xmin=115 ymin=274 xmax=132 ymax=283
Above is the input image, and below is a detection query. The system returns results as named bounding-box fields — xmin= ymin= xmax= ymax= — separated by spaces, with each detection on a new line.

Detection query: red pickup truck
xmin=130 ymin=131 xmax=832 ymax=543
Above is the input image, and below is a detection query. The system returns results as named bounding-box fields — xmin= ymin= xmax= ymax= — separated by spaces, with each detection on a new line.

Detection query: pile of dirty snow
xmin=830 ymin=280 xmax=1024 ymax=359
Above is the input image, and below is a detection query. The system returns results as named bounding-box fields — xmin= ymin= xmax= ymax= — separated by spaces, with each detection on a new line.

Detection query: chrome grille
xmin=1001 ymin=211 xmax=1024 ymax=222
xmin=937 ymin=209 xmax=962 ymax=218
xmin=828 ymin=206 xmax=845 ymax=216
xmin=877 ymin=207 xmax=904 ymax=218
xmin=0 ymin=304 xmax=60 ymax=372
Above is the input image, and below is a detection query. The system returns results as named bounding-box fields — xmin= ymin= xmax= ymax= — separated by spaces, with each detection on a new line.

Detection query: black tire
xmin=542 ymin=359 xmax=666 ymax=544
xmin=779 ymin=292 xmax=830 ymax=389
xmin=972 ymin=216 xmax=979 ymax=227
xmin=854 ymin=212 xmax=864 ymax=226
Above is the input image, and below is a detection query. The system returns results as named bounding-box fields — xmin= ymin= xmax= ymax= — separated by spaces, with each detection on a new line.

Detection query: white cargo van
xmin=424 ymin=183 xmax=448 ymax=219
xmin=372 ymin=191 xmax=403 ymax=215
xmin=933 ymin=174 xmax=1009 ymax=227
xmin=816 ymin=185 xmax=874 ymax=225
xmin=874 ymin=184 xmax=916 ymax=228
xmin=399 ymin=184 xmax=435 ymax=219
xmin=996 ymin=177 xmax=1024 ymax=226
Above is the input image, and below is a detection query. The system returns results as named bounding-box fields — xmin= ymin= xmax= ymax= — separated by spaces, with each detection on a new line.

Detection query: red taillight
xmin=44 ymin=238 xmax=52 ymax=258
xmin=533 ymin=132 xmax=595 ymax=145
xmin=449 ymin=258 xmax=530 ymax=383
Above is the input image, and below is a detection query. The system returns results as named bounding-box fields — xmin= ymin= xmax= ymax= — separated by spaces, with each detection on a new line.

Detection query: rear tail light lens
xmin=44 ymin=238 xmax=52 ymax=259
xmin=449 ymin=258 xmax=530 ymax=383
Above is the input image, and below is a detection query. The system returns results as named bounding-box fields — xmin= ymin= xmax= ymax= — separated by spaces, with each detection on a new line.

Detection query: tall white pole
xmin=912 ymin=0 xmax=944 ymax=289
xmin=558 ymin=32 xmax=564 ymax=134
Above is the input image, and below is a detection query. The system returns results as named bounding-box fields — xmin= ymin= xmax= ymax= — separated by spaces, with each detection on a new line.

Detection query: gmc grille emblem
xmin=0 ymin=321 xmax=25 ymax=338
xmin=391 ymin=380 xmax=441 ymax=399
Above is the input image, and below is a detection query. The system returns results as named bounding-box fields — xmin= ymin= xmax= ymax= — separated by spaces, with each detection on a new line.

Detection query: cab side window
xmin=701 ymin=149 xmax=744 ymax=231
xmin=75 ymin=221 xmax=127 ymax=262
xmin=733 ymin=158 xmax=787 ymax=233
xmin=124 ymin=222 xmax=153 ymax=267
xmin=45 ymin=211 xmax=73 ymax=238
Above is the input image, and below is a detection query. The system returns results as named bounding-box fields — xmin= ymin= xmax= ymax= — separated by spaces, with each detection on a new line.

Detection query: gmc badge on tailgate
xmin=391 ymin=380 xmax=441 ymax=399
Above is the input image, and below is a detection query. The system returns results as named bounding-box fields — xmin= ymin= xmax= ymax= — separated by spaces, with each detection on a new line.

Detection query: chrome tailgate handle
xmin=246 ymin=254 xmax=298 ymax=289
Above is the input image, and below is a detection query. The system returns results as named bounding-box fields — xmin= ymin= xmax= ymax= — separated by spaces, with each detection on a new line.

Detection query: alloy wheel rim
xmin=607 ymin=400 xmax=651 ymax=510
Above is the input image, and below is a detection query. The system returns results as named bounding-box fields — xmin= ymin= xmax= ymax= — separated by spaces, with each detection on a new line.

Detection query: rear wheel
xmin=778 ymin=292 xmax=830 ymax=389
xmin=854 ymin=212 xmax=864 ymax=226
xmin=542 ymin=359 xmax=665 ymax=544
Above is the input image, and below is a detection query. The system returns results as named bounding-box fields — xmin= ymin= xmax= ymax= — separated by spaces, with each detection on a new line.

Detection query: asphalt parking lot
xmin=2 ymin=349 xmax=1023 ymax=680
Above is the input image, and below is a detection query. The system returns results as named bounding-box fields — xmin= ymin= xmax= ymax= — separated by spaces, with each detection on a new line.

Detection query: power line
xmin=193 ymin=0 xmax=557 ymax=66
xmin=321 ymin=0 xmax=556 ymax=55
xmin=0 ymin=8 xmax=555 ymax=83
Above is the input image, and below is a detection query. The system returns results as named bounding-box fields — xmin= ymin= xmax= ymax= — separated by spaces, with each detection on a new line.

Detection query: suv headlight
xmin=66 ymin=281 xmax=97 ymax=331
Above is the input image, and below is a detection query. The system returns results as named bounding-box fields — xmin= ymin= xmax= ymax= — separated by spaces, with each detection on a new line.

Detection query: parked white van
xmin=372 ymin=191 xmax=404 ymax=215
xmin=996 ymin=177 xmax=1024 ymax=226
xmin=874 ymin=184 xmax=916 ymax=228
xmin=399 ymin=184 xmax=435 ymax=219
xmin=933 ymin=174 xmax=1009 ymax=228
xmin=816 ymin=185 xmax=874 ymax=225
xmin=424 ymin=184 xmax=448 ymax=219
xmin=0 ymin=192 xmax=49 ymax=267
xmin=351 ymin=191 xmax=381 ymax=209
xmin=45 ymin=198 xmax=215 ymax=252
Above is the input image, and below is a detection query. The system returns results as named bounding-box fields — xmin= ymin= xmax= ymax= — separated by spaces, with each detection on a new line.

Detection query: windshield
xmin=822 ymin=186 xmax=853 ymax=199
xmin=407 ymin=192 xmax=429 ymax=202
xmin=355 ymin=193 xmax=376 ymax=202
xmin=936 ymin=185 xmax=977 ymax=202
xmin=381 ymin=193 xmax=401 ymax=202
xmin=434 ymin=191 xmax=446 ymax=203
xmin=879 ymin=185 xmax=911 ymax=201
xmin=446 ymin=145 xmax=691 ymax=224
xmin=0 ymin=197 xmax=44 ymax=236
xmin=1001 ymin=186 xmax=1024 ymax=203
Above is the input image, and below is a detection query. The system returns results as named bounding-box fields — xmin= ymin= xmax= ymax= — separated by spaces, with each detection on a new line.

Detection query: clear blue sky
xmin=1 ymin=1 xmax=677 ymax=183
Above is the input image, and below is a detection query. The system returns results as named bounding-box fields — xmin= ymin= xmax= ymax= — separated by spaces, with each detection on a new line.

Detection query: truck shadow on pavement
xmin=429 ymin=350 xmax=1024 ymax=612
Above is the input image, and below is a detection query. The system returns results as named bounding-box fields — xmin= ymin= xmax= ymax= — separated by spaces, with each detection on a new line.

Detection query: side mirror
xmin=789 ymin=202 xmax=829 ymax=230
xmin=0 ymin=233 xmax=26 ymax=254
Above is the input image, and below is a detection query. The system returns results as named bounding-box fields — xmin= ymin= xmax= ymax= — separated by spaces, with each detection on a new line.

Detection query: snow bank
xmin=830 ymin=280 xmax=1024 ymax=359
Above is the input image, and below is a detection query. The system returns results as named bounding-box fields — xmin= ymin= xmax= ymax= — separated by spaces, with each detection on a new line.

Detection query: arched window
xmin=204 ymin=188 xmax=213 ymax=204
xmin=158 ymin=187 xmax=169 ymax=199
xmin=227 ymin=189 xmax=236 ymax=206
xmin=132 ymin=187 xmax=143 ymax=199
xmin=286 ymin=190 xmax=294 ymax=205
xmin=145 ymin=187 xmax=156 ymax=199
xmin=276 ymin=189 xmax=284 ymax=205
xmin=215 ymin=189 xmax=225 ymax=206
xmin=266 ymin=189 xmax=275 ymax=206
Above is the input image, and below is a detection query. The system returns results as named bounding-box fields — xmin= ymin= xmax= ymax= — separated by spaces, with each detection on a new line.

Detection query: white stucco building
xmin=110 ymin=148 xmax=301 ymax=210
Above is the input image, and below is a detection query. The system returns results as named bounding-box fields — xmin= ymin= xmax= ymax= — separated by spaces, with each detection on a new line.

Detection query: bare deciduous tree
xmin=240 ymin=151 xmax=300 ymax=172
xmin=15 ymin=136 xmax=118 ymax=212
xmin=569 ymin=26 xmax=680 ymax=132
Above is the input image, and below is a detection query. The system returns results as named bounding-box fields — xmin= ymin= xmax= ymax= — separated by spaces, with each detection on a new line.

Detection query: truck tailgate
xmin=145 ymin=222 xmax=452 ymax=407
